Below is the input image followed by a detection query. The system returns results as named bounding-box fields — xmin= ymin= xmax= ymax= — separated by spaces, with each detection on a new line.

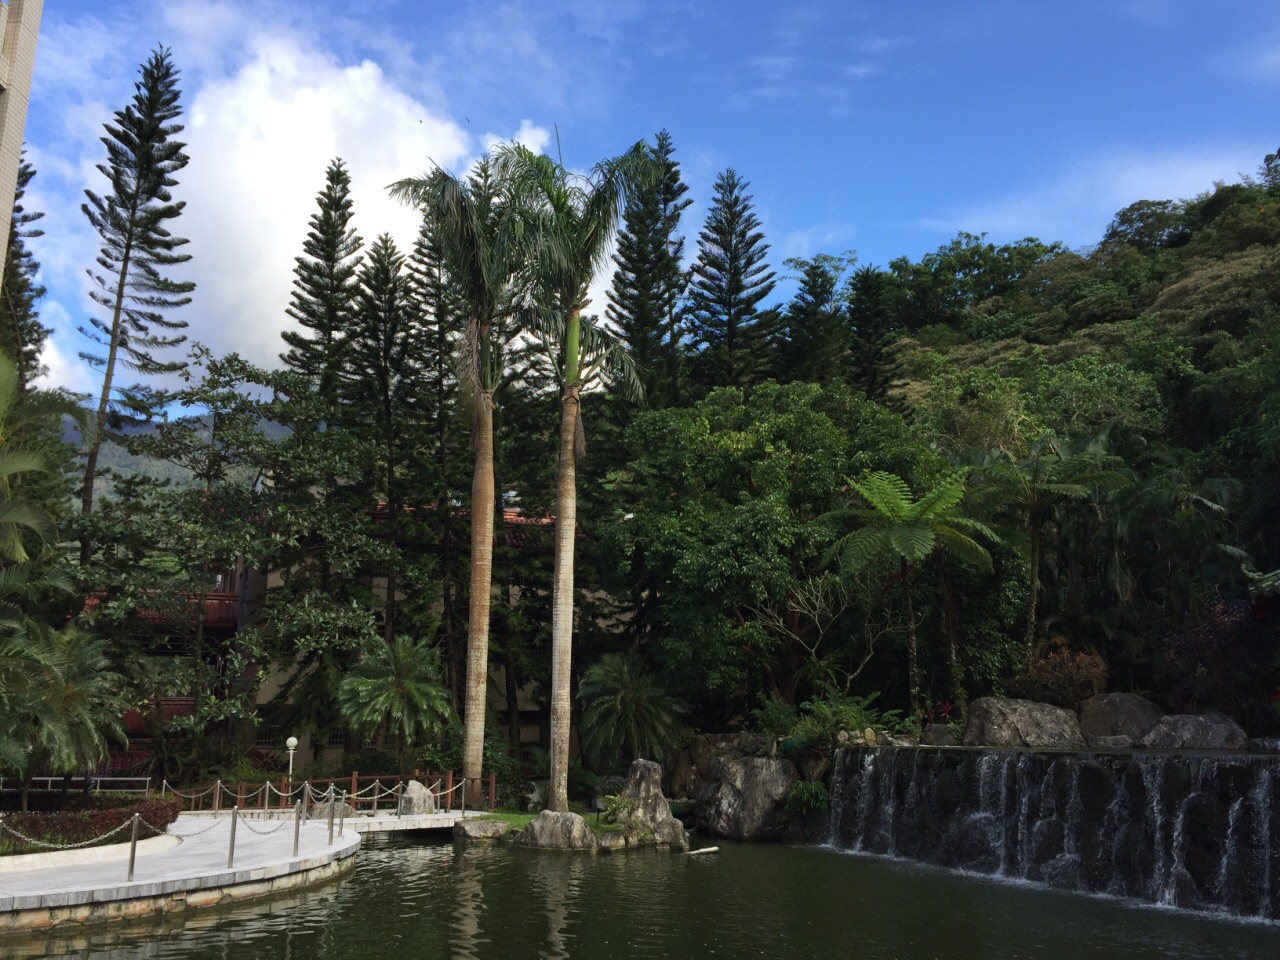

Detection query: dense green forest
xmin=2 ymin=49 xmax=1278 ymax=800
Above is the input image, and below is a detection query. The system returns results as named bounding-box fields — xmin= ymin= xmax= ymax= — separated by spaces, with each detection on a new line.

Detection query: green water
xmin=14 ymin=836 xmax=1280 ymax=959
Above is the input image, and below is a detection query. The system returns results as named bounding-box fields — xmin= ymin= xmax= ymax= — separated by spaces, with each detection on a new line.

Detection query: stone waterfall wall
xmin=827 ymin=747 xmax=1279 ymax=920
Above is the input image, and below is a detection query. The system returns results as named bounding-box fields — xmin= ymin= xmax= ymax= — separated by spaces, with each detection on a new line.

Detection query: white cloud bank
xmin=31 ymin=2 xmax=550 ymax=389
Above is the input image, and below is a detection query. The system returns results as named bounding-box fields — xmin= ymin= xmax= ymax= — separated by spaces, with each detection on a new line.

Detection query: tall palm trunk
xmin=462 ymin=389 xmax=496 ymax=806
xmin=548 ymin=382 xmax=581 ymax=813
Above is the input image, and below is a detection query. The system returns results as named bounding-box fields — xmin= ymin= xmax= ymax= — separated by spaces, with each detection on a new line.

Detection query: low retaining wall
xmin=0 ymin=833 xmax=360 ymax=934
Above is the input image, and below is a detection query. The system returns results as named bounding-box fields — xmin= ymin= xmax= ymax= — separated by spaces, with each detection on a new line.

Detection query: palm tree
xmin=0 ymin=624 xmax=127 ymax=811
xmin=337 ymin=635 xmax=453 ymax=770
xmin=388 ymin=157 xmax=531 ymax=803
xmin=578 ymin=650 xmax=684 ymax=770
xmin=496 ymin=141 xmax=651 ymax=812
xmin=828 ymin=471 xmax=996 ymax=714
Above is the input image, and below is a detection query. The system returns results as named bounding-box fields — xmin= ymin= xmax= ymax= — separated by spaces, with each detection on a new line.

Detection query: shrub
xmin=788 ymin=693 xmax=904 ymax=750
xmin=1162 ymin=601 xmax=1279 ymax=728
xmin=750 ymin=694 xmax=799 ymax=737
xmin=785 ymin=780 xmax=830 ymax=816
xmin=0 ymin=797 xmax=181 ymax=855
xmin=1008 ymin=645 xmax=1107 ymax=708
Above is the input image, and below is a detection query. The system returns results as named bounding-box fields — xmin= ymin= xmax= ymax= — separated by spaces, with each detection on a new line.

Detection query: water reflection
xmin=6 ymin=836 xmax=1280 ymax=960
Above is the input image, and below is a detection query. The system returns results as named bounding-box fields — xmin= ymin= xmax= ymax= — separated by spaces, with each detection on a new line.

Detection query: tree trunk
xmin=462 ymin=389 xmax=496 ymax=806
xmin=79 ymin=256 xmax=132 ymax=566
xmin=936 ymin=549 xmax=966 ymax=708
xmin=902 ymin=558 xmax=921 ymax=715
xmin=1025 ymin=528 xmax=1042 ymax=657
xmin=548 ymin=383 xmax=581 ymax=813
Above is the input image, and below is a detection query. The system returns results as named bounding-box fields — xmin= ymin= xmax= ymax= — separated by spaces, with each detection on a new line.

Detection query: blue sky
xmin=24 ymin=0 xmax=1280 ymax=391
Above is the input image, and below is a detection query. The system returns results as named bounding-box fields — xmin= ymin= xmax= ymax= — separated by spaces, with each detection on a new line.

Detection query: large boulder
xmin=454 ymin=818 xmax=512 ymax=842
xmin=616 ymin=759 xmax=689 ymax=850
xmin=400 ymin=780 xmax=437 ymax=815
xmin=697 ymin=755 xmax=798 ymax=840
xmin=963 ymin=698 xmax=1086 ymax=749
xmin=1138 ymin=714 xmax=1248 ymax=751
xmin=1078 ymin=693 xmax=1163 ymax=747
xmin=510 ymin=810 xmax=598 ymax=851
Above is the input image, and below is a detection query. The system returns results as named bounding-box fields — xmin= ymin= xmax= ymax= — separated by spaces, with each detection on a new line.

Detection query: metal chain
xmin=238 ymin=817 xmax=292 ymax=836
xmin=167 ymin=814 xmax=230 ymax=838
xmin=0 ymin=816 xmax=139 ymax=850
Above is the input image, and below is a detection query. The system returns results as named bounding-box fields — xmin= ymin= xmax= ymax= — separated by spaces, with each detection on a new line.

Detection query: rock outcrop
xmin=697 ymin=755 xmax=798 ymax=840
xmin=616 ymin=759 xmax=689 ymax=850
xmin=510 ymin=811 xmax=598 ymax=851
xmin=1138 ymin=714 xmax=1248 ymax=751
xmin=1078 ymin=693 xmax=1164 ymax=748
xmin=400 ymin=780 xmax=437 ymax=815
xmin=453 ymin=818 xmax=512 ymax=842
xmin=962 ymin=697 xmax=1086 ymax=749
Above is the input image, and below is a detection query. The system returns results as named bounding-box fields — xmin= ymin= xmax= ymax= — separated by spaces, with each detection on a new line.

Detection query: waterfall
xmin=826 ymin=747 xmax=1280 ymax=920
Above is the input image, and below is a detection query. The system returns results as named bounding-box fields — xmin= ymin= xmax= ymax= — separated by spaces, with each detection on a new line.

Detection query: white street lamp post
xmin=286 ymin=736 xmax=298 ymax=782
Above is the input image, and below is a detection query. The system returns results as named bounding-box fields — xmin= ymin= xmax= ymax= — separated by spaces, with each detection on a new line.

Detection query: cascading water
xmin=826 ymin=747 xmax=1280 ymax=920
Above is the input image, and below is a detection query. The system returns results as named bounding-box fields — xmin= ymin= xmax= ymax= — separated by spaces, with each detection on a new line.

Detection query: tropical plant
xmin=577 ymin=650 xmax=684 ymax=771
xmin=971 ymin=436 xmax=1129 ymax=654
xmin=0 ymin=624 xmax=128 ymax=811
xmin=389 ymin=154 xmax=531 ymax=804
xmin=497 ymin=139 xmax=651 ymax=811
xmin=337 ymin=634 xmax=453 ymax=770
xmin=828 ymin=470 xmax=997 ymax=713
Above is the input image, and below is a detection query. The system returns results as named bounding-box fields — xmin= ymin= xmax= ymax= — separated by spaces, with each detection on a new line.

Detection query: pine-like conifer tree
xmin=684 ymin=169 xmax=776 ymax=392
xmin=280 ymin=158 xmax=363 ymax=406
xmin=0 ymin=158 xmax=49 ymax=391
xmin=78 ymin=47 xmax=195 ymax=562
xmin=772 ymin=253 xmax=853 ymax=384
xmin=845 ymin=265 xmax=902 ymax=404
xmin=605 ymin=130 xmax=690 ymax=409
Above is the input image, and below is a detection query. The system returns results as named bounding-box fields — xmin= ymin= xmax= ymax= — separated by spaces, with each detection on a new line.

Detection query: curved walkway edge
xmin=0 ymin=814 xmax=361 ymax=934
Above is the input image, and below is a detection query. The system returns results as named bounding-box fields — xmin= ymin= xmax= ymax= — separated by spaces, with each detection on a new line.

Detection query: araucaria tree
xmin=605 ymin=130 xmax=691 ymax=410
xmin=389 ymin=156 xmax=527 ymax=805
xmin=684 ymin=169 xmax=776 ymax=392
xmin=78 ymin=47 xmax=194 ymax=562
xmin=0 ymin=158 xmax=50 ymax=392
xmin=280 ymin=158 xmax=364 ymax=404
xmin=500 ymin=141 xmax=649 ymax=812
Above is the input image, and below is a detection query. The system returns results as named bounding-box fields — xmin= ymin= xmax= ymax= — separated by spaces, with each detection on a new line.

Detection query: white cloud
xmin=914 ymin=146 xmax=1266 ymax=248
xmin=177 ymin=37 xmax=473 ymax=366
xmin=29 ymin=2 xmax=524 ymax=387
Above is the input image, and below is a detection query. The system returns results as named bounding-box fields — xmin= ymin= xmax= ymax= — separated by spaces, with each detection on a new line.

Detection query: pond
xmin=12 ymin=835 xmax=1280 ymax=959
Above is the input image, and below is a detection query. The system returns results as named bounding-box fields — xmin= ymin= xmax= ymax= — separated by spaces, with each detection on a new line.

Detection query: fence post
xmin=489 ymin=772 xmax=496 ymax=812
xmin=339 ymin=790 xmax=347 ymax=838
xmin=237 ymin=784 xmax=245 ymax=807
xmin=213 ymin=780 xmax=222 ymax=813
xmin=227 ymin=805 xmax=239 ymax=868
xmin=350 ymin=770 xmax=358 ymax=803
xmin=161 ymin=779 xmax=167 ymax=798
xmin=126 ymin=813 xmax=140 ymax=882
xmin=445 ymin=771 xmax=453 ymax=813
xmin=372 ymin=780 xmax=380 ymax=815
xmin=461 ymin=778 xmax=468 ymax=818
xmin=292 ymin=800 xmax=302 ymax=857
xmin=396 ymin=781 xmax=403 ymax=818
xmin=327 ymin=786 xmax=335 ymax=845
xmin=303 ymin=781 xmax=310 ymax=823
xmin=263 ymin=781 xmax=270 ymax=812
